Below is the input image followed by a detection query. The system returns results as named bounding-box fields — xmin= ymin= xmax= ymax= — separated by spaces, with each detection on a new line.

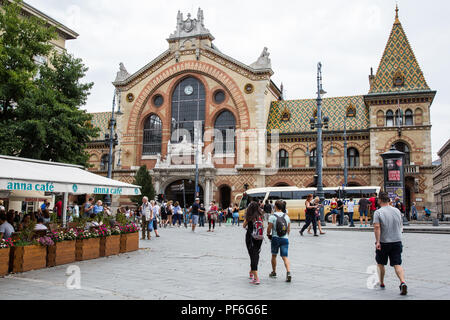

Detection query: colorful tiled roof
xmin=267 ymin=96 xmax=369 ymax=134
xmin=90 ymin=112 xmax=111 ymax=140
xmin=369 ymin=8 xmax=430 ymax=94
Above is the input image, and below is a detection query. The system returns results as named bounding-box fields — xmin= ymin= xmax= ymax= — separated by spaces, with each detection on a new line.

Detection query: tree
xmin=131 ymin=166 xmax=155 ymax=207
xmin=0 ymin=0 xmax=98 ymax=166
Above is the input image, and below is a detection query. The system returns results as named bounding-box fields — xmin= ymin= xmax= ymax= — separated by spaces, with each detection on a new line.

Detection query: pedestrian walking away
xmin=148 ymin=200 xmax=160 ymax=238
xmin=232 ymin=203 xmax=240 ymax=226
xmin=172 ymin=202 xmax=182 ymax=227
xmin=199 ymin=203 xmax=206 ymax=227
xmin=243 ymin=201 xmax=264 ymax=285
xmin=358 ymin=195 xmax=370 ymax=227
xmin=330 ymin=198 xmax=338 ymax=225
xmin=337 ymin=198 xmax=344 ymax=226
xmin=373 ymin=192 xmax=408 ymax=295
xmin=307 ymin=197 xmax=326 ymax=235
xmin=189 ymin=198 xmax=201 ymax=233
xmin=300 ymin=194 xmax=318 ymax=237
xmin=267 ymin=200 xmax=292 ymax=282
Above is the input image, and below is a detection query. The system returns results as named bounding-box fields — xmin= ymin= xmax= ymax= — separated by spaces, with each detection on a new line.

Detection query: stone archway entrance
xmin=164 ymin=180 xmax=204 ymax=208
xmin=219 ymin=185 xmax=231 ymax=209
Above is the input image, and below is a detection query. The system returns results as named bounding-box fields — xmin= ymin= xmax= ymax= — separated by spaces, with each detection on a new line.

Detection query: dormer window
xmin=281 ymin=108 xmax=290 ymax=122
xmin=347 ymin=104 xmax=356 ymax=117
xmin=393 ymin=71 xmax=405 ymax=87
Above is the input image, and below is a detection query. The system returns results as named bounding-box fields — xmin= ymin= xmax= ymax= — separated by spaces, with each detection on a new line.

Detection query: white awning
xmin=0 ymin=155 xmax=141 ymax=196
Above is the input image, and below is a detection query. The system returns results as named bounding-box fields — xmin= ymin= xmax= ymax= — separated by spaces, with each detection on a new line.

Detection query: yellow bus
xmin=237 ymin=186 xmax=381 ymax=222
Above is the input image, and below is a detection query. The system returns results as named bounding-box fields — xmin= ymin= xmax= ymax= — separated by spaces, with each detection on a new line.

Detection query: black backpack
xmin=160 ymin=205 xmax=166 ymax=215
xmin=275 ymin=213 xmax=288 ymax=237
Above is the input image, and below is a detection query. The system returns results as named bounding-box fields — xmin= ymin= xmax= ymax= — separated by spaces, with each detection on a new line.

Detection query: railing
xmin=405 ymin=165 xmax=419 ymax=174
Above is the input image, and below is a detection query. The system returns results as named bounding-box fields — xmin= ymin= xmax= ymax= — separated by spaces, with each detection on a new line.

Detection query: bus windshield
xmin=239 ymin=193 xmax=267 ymax=210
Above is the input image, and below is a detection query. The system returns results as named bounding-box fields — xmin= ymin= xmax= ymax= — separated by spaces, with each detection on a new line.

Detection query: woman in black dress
xmin=243 ymin=202 xmax=264 ymax=285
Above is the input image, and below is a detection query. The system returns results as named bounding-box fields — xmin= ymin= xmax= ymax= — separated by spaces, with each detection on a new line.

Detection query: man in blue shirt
xmin=189 ymin=198 xmax=200 ymax=233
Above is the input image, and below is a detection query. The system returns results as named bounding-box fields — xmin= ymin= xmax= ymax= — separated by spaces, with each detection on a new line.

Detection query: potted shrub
xmin=0 ymin=238 xmax=13 ymax=276
xmin=99 ymin=225 xmax=121 ymax=257
xmin=119 ymin=223 xmax=140 ymax=253
xmin=75 ymin=230 xmax=100 ymax=261
xmin=47 ymin=229 xmax=77 ymax=267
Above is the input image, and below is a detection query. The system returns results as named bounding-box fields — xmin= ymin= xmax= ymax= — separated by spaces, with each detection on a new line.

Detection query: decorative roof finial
xmin=395 ymin=4 xmax=400 ymax=24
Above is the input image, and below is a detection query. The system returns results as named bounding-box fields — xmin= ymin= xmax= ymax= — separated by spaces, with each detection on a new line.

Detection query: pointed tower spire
xmin=394 ymin=4 xmax=400 ymax=24
xmin=368 ymin=6 xmax=430 ymax=94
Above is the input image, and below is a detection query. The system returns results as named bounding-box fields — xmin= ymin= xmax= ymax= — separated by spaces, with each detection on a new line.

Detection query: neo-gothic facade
xmin=87 ymin=7 xmax=436 ymax=213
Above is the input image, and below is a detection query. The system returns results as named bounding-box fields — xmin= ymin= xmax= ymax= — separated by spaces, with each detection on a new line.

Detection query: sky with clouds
xmin=26 ymin=0 xmax=450 ymax=160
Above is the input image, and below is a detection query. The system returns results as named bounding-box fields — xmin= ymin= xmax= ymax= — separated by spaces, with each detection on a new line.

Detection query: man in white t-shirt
xmin=0 ymin=212 xmax=14 ymax=240
xmin=348 ymin=198 xmax=355 ymax=227
xmin=34 ymin=218 xmax=48 ymax=231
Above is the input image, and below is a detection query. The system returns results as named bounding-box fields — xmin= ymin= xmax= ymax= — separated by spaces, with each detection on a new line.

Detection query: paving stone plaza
xmin=1 ymin=226 xmax=449 ymax=300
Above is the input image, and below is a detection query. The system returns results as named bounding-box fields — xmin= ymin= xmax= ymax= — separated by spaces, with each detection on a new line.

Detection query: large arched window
xmin=214 ymin=111 xmax=236 ymax=155
xmin=310 ymin=149 xmax=317 ymax=168
xmin=171 ymin=77 xmax=206 ymax=143
xmin=348 ymin=148 xmax=360 ymax=168
xmin=278 ymin=149 xmax=289 ymax=168
xmin=405 ymin=109 xmax=414 ymax=126
xmin=386 ymin=110 xmax=394 ymax=127
xmin=394 ymin=141 xmax=411 ymax=165
xmin=143 ymin=114 xmax=162 ymax=155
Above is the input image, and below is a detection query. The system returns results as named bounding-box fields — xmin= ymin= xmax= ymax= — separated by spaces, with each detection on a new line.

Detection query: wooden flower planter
xmin=120 ymin=232 xmax=139 ymax=253
xmin=10 ymin=245 xmax=47 ymax=273
xmin=76 ymin=238 xmax=100 ymax=261
xmin=100 ymin=235 xmax=121 ymax=257
xmin=0 ymin=248 xmax=10 ymax=276
xmin=47 ymin=241 xmax=76 ymax=267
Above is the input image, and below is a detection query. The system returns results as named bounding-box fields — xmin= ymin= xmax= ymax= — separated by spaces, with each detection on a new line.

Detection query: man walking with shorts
xmin=189 ymin=198 xmax=201 ymax=233
xmin=267 ymin=200 xmax=292 ymax=282
xmin=373 ymin=192 xmax=407 ymax=295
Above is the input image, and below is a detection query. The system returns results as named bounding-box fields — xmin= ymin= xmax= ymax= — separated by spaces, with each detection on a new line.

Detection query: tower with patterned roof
xmin=364 ymin=5 xmax=436 ymax=211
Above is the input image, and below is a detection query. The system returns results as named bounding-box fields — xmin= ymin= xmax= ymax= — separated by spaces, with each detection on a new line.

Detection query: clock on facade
xmin=184 ymin=85 xmax=194 ymax=95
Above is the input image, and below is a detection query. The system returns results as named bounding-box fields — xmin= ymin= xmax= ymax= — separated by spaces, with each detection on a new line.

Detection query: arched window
xmin=347 ymin=148 xmax=360 ymax=168
xmin=310 ymin=149 xmax=317 ymax=168
xmin=395 ymin=109 xmax=403 ymax=126
xmin=171 ymin=77 xmax=206 ymax=143
xmin=278 ymin=150 xmax=289 ymax=168
xmin=100 ymin=154 xmax=109 ymax=171
xmin=405 ymin=109 xmax=413 ymax=126
xmin=386 ymin=110 xmax=394 ymax=127
xmin=143 ymin=114 xmax=162 ymax=155
xmin=394 ymin=142 xmax=411 ymax=165
xmin=214 ymin=111 xmax=236 ymax=155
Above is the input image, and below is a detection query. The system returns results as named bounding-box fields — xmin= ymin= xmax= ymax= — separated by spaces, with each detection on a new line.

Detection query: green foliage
xmin=0 ymin=0 xmax=98 ymax=167
xmin=130 ymin=165 xmax=155 ymax=207
xmin=115 ymin=212 xmax=128 ymax=225
xmin=18 ymin=220 xmax=36 ymax=243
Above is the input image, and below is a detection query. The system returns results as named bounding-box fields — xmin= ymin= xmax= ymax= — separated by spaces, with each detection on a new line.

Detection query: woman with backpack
xmin=243 ymin=201 xmax=264 ymax=285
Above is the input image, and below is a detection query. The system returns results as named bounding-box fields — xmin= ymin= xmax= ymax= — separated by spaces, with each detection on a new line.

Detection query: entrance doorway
xmin=219 ymin=185 xmax=231 ymax=209
xmin=164 ymin=180 xmax=204 ymax=208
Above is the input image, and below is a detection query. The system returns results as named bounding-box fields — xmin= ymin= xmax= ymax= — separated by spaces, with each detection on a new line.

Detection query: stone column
xmin=205 ymin=178 xmax=211 ymax=205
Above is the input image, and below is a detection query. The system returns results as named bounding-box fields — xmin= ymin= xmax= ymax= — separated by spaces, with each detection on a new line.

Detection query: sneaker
xmin=286 ymin=272 xmax=292 ymax=283
xmin=400 ymin=282 xmax=408 ymax=296
xmin=269 ymin=272 xmax=277 ymax=279
xmin=250 ymin=278 xmax=260 ymax=285
xmin=299 ymin=230 xmax=304 ymax=236
xmin=249 ymin=273 xmax=254 ymax=280
xmin=314 ymin=234 xmax=319 ymax=237
xmin=380 ymin=283 xmax=385 ymax=289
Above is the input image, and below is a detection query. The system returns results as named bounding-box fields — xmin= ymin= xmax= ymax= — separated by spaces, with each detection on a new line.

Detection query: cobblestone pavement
xmin=1 ymin=224 xmax=450 ymax=300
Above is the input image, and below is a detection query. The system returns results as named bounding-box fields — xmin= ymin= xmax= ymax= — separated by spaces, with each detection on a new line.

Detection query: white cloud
xmin=25 ymin=0 xmax=450 ymax=159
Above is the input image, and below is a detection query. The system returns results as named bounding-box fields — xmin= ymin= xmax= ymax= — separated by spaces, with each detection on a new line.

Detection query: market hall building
xmin=87 ymin=7 xmax=436 ymax=212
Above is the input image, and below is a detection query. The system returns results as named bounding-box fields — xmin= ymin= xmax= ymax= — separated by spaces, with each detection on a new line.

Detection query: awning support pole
xmin=62 ymin=192 xmax=68 ymax=228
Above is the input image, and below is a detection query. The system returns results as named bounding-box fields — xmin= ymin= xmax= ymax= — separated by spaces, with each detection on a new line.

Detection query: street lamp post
xmin=310 ymin=62 xmax=329 ymax=226
xmin=343 ymin=117 xmax=348 ymax=188
xmin=104 ymin=89 xmax=121 ymax=207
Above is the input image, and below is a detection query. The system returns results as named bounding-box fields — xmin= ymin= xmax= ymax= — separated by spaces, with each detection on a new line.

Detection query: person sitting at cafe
xmin=93 ymin=200 xmax=104 ymax=215
xmin=34 ymin=217 xmax=48 ymax=231
xmin=17 ymin=214 xmax=32 ymax=231
xmin=0 ymin=212 xmax=15 ymax=240
xmin=424 ymin=207 xmax=432 ymax=218
xmin=85 ymin=213 xmax=100 ymax=230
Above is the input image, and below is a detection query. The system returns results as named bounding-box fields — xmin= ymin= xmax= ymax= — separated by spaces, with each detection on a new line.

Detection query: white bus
xmin=237 ymin=186 xmax=381 ymax=221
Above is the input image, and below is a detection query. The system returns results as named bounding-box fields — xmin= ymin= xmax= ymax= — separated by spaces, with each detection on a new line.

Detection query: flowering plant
xmin=94 ymin=225 xmax=111 ymax=238
xmin=111 ymin=226 xmax=121 ymax=236
xmin=48 ymin=231 xmax=64 ymax=243
xmin=64 ymin=229 xmax=78 ymax=241
xmin=76 ymin=230 xmax=96 ymax=240
xmin=119 ymin=223 xmax=140 ymax=234
xmin=0 ymin=238 xmax=14 ymax=249
xmin=37 ymin=236 xmax=55 ymax=247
